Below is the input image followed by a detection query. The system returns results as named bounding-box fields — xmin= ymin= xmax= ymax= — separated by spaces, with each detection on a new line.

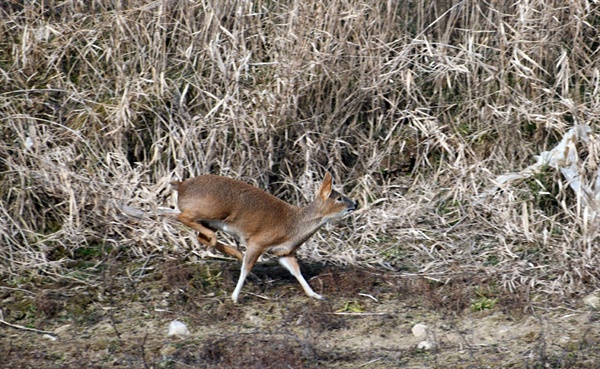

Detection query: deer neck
xmin=266 ymin=201 xmax=328 ymax=256
xmin=292 ymin=201 xmax=328 ymax=235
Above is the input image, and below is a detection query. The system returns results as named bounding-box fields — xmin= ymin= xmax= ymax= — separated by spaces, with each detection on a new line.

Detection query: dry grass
xmin=1 ymin=0 xmax=600 ymax=298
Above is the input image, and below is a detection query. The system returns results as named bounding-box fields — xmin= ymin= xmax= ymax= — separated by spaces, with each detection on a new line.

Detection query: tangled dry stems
xmin=1 ymin=0 xmax=599 ymax=296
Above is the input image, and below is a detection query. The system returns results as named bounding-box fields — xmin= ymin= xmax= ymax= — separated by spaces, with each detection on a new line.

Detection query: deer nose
xmin=347 ymin=199 xmax=358 ymax=212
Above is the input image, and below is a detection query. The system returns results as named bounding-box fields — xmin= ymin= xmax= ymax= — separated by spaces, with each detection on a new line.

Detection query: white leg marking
xmin=231 ymin=260 xmax=249 ymax=303
xmin=231 ymin=247 xmax=262 ymax=303
xmin=279 ymin=256 xmax=324 ymax=300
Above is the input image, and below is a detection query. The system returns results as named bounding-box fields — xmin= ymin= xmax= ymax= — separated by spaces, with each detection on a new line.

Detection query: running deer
xmin=170 ymin=172 xmax=357 ymax=303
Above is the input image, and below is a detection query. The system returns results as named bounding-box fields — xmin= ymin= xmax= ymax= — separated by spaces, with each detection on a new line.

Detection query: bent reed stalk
xmin=1 ymin=0 xmax=599 ymax=295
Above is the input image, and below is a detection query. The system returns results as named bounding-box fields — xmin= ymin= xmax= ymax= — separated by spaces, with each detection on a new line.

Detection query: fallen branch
xmin=0 ymin=310 xmax=57 ymax=337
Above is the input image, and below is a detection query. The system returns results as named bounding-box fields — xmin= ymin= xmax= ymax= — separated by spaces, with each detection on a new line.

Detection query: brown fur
xmin=172 ymin=173 xmax=356 ymax=302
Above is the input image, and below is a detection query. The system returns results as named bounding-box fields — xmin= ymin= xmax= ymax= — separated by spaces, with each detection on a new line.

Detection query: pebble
xmin=43 ymin=334 xmax=58 ymax=341
xmin=411 ymin=323 xmax=428 ymax=339
xmin=417 ymin=340 xmax=434 ymax=350
xmin=168 ymin=320 xmax=190 ymax=336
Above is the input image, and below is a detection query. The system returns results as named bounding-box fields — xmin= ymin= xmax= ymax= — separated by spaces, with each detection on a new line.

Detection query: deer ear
xmin=318 ymin=172 xmax=333 ymax=200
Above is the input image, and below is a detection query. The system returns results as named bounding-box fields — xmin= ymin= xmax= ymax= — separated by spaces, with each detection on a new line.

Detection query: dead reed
xmin=1 ymin=0 xmax=599 ymax=296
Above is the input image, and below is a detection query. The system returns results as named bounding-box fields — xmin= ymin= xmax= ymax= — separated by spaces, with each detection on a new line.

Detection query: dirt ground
xmin=1 ymin=258 xmax=599 ymax=369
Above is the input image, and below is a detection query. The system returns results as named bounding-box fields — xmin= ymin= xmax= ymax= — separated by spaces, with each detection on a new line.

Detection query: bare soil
xmin=1 ymin=258 xmax=599 ymax=369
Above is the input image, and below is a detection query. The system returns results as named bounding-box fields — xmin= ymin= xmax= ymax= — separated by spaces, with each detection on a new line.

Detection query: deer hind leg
xmin=279 ymin=255 xmax=324 ymax=300
xmin=231 ymin=245 xmax=263 ymax=303
xmin=176 ymin=212 xmax=218 ymax=246
xmin=201 ymin=236 xmax=243 ymax=261
xmin=177 ymin=212 xmax=242 ymax=261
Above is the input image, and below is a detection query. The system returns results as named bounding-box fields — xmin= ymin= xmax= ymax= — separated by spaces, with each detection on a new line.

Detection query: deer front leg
xmin=231 ymin=245 xmax=263 ymax=303
xmin=279 ymin=255 xmax=324 ymax=300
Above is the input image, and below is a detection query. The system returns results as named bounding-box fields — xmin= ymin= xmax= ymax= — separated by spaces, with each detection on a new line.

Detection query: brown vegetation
xmin=1 ymin=0 xmax=600 ymax=367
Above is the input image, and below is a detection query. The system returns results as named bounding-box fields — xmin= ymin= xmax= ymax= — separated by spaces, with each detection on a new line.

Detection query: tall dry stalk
xmin=1 ymin=0 xmax=599 ymax=294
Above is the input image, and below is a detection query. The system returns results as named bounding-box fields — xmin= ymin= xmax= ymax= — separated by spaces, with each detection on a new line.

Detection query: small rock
xmin=43 ymin=334 xmax=58 ymax=341
xmin=168 ymin=320 xmax=189 ymax=336
xmin=411 ymin=323 xmax=428 ymax=339
xmin=417 ymin=340 xmax=434 ymax=350
xmin=583 ymin=293 xmax=600 ymax=309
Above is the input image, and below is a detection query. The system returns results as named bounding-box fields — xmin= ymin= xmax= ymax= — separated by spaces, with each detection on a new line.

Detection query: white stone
xmin=411 ymin=323 xmax=428 ymax=339
xmin=417 ymin=340 xmax=434 ymax=350
xmin=168 ymin=320 xmax=190 ymax=336
xmin=43 ymin=334 xmax=58 ymax=341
